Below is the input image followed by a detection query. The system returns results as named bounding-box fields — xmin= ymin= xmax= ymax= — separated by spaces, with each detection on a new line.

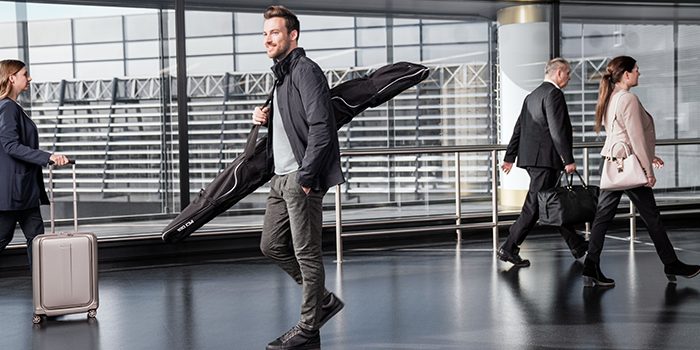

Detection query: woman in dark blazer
xmin=583 ymin=56 xmax=700 ymax=287
xmin=0 ymin=59 xmax=69 ymax=262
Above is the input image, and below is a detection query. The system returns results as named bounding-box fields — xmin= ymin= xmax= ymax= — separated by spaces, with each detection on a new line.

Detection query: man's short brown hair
xmin=264 ymin=5 xmax=300 ymax=40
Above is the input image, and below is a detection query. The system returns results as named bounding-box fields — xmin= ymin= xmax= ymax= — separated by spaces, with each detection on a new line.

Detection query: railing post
xmin=335 ymin=184 xmax=344 ymax=264
xmin=629 ymin=201 xmax=636 ymax=242
xmin=491 ymin=150 xmax=499 ymax=252
xmin=583 ymin=147 xmax=591 ymax=238
xmin=455 ymin=152 xmax=462 ymax=242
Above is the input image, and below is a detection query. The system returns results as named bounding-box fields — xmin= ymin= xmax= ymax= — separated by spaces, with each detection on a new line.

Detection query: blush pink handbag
xmin=600 ymin=142 xmax=647 ymax=191
xmin=599 ymin=92 xmax=648 ymax=191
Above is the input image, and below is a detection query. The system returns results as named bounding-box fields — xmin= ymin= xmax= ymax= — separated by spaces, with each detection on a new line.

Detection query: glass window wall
xmin=562 ymin=4 xmax=700 ymax=206
xmin=180 ymin=9 xmax=493 ymax=229
xmin=1 ymin=0 xmax=698 ymax=243
xmin=0 ymin=1 xmax=175 ymax=245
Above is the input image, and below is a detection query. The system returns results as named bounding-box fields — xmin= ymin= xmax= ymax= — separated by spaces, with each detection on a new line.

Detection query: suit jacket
xmin=504 ymin=81 xmax=575 ymax=170
xmin=0 ymin=98 xmax=51 ymax=211
xmin=601 ymin=89 xmax=656 ymax=177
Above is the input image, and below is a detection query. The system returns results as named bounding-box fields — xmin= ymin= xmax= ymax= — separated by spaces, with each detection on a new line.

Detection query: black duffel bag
xmin=537 ymin=170 xmax=599 ymax=226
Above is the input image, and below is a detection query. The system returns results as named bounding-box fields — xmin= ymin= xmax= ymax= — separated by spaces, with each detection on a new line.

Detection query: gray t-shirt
xmin=272 ymin=91 xmax=299 ymax=175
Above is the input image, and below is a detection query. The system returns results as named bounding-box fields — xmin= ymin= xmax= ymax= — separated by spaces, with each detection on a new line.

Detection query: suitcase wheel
xmin=32 ymin=315 xmax=42 ymax=324
xmin=88 ymin=309 xmax=97 ymax=318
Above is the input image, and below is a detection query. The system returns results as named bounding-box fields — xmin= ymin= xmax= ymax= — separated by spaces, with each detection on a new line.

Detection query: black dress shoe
xmin=664 ymin=260 xmax=700 ymax=283
xmin=497 ymin=247 xmax=530 ymax=267
xmin=571 ymin=241 xmax=589 ymax=260
xmin=266 ymin=325 xmax=320 ymax=350
xmin=318 ymin=292 xmax=344 ymax=328
xmin=582 ymin=258 xmax=615 ymax=288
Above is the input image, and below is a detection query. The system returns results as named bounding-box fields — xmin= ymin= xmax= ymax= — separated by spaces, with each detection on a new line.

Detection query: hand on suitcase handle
xmin=48 ymin=155 xmax=74 ymax=167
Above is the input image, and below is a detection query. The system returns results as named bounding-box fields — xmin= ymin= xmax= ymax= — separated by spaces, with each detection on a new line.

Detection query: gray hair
xmin=545 ymin=57 xmax=570 ymax=75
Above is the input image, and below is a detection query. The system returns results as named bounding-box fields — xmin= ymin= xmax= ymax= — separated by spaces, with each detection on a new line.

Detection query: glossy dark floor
xmin=2 ymin=228 xmax=700 ymax=350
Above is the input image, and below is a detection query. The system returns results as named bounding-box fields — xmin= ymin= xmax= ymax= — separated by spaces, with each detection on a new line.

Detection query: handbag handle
xmin=607 ymin=141 xmax=632 ymax=160
xmin=243 ymin=82 xmax=277 ymax=161
xmin=557 ymin=169 xmax=590 ymax=189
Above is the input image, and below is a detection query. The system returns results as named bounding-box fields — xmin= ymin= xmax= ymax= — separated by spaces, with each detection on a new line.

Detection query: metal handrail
xmin=333 ymin=138 xmax=700 ymax=263
xmin=339 ymin=138 xmax=700 ymax=157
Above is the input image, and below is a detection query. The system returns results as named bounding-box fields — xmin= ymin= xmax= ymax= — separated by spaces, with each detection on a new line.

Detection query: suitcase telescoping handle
xmin=48 ymin=160 xmax=77 ymax=235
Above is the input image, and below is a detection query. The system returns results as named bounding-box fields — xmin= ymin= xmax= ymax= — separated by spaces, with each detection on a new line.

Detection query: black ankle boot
xmin=582 ymin=258 xmax=615 ymax=288
xmin=664 ymin=260 xmax=700 ymax=282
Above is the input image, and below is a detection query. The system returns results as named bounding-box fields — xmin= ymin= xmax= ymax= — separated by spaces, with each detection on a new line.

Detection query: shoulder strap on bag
xmin=606 ymin=91 xmax=634 ymax=159
xmin=609 ymin=91 xmax=627 ymax=134
xmin=243 ymin=81 xmax=277 ymax=161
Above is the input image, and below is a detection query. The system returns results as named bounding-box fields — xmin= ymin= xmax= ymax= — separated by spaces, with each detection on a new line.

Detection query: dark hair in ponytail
xmin=594 ymin=55 xmax=637 ymax=133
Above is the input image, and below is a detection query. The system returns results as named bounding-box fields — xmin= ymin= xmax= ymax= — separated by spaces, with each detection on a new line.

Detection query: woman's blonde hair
xmin=0 ymin=59 xmax=26 ymax=99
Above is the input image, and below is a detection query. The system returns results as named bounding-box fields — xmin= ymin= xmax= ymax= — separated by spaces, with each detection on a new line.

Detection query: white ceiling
xmin=25 ymin=0 xmax=700 ymax=21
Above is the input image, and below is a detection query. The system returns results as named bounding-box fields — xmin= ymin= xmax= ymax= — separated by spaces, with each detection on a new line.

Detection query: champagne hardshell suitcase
xmin=32 ymin=162 xmax=99 ymax=324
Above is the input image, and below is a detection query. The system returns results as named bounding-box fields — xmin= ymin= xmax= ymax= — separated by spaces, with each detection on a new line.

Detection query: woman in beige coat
xmin=583 ymin=55 xmax=700 ymax=287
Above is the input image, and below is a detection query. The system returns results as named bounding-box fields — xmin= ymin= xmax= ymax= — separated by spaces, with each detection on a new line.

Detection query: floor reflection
xmin=644 ymin=283 xmax=700 ymax=349
xmin=1 ymin=230 xmax=700 ymax=349
xmin=32 ymin=318 xmax=100 ymax=350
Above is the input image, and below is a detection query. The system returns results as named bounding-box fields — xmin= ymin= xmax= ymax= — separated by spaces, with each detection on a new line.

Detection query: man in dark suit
xmin=498 ymin=57 xmax=588 ymax=267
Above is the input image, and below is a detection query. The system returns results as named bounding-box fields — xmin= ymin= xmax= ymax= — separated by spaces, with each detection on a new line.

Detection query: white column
xmin=497 ymin=4 xmax=551 ymax=208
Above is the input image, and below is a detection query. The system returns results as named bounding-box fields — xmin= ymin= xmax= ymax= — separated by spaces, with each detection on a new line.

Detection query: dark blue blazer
xmin=0 ymin=98 xmax=51 ymax=211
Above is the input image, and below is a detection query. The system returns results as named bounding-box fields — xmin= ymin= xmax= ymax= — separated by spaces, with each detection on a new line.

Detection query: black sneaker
xmin=497 ymin=246 xmax=530 ymax=267
xmin=318 ymin=292 xmax=344 ymax=327
xmin=266 ymin=325 xmax=320 ymax=350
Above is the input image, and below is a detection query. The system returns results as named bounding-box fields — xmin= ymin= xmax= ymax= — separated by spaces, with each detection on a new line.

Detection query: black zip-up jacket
xmin=267 ymin=47 xmax=344 ymax=190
